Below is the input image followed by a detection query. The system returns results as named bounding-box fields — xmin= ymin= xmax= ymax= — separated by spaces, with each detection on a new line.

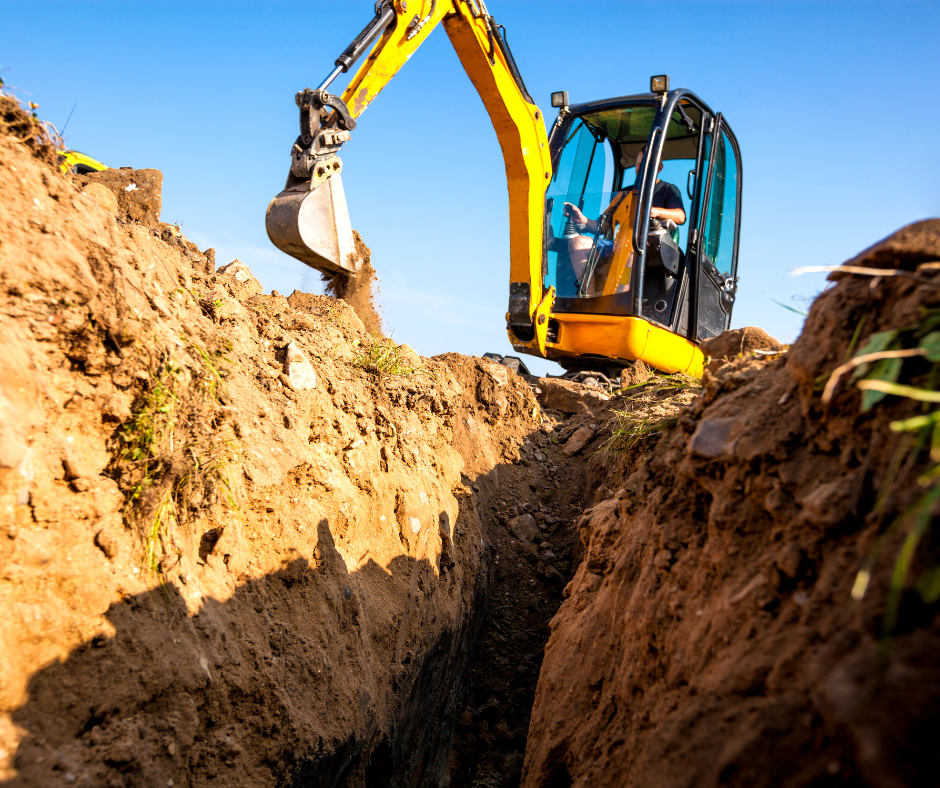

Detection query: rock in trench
xmin=508 ymin=513 xmax=540 ymax=544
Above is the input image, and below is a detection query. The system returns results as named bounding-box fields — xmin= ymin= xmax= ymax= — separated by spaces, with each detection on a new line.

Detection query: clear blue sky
xmin=3 ymin=1 xmax=938 ymax=375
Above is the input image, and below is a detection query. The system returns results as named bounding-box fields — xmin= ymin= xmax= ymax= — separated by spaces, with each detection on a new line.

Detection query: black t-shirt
xmin=622 ymin=180 xmax=684 ymax=211
xmin=651 ymin=180 xmax=684 ymax=211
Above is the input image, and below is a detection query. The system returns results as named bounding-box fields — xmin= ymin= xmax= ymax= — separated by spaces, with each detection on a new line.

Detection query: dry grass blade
xmin=791 ymin=264 xmax=940 ymax=289
xmin=823 ymin=348 xmax=925 ymax=404
xmin=352 ymin=334 xmax=429 ymax=378
xmin=856 ymin=379 xmax=940 ymax=403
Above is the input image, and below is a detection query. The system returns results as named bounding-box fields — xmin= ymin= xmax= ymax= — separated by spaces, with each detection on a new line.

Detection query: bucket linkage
xmin=266 ymin=88 xmax=361 ymax=277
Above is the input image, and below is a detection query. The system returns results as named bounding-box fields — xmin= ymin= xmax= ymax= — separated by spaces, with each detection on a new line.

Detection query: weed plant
xmin=352 ymin=334 xmax=429 ymax=377
xmin=837 ymin=309 xmax=940 ymax=633
xmin=115 ymin=341 xmax=240 ymax=581
xmin=607 ymin=410 xmax=680 ymax=454
xmin=605 ymin=373 xmax=701 ymax=454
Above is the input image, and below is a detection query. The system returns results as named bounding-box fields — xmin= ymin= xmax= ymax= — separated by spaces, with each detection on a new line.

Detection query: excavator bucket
xmin=265 ymin=170 xmax=361 ymax=277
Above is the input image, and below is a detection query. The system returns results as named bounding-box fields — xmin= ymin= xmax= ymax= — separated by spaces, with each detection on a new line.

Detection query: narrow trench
xmin=446 ymin=412 xmax=589 ymax=786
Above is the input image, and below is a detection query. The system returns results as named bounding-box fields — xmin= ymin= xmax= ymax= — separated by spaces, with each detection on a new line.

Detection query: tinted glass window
xmin=545 ymin=120 xmax=615 ymax=297
xmin=701 ymin=129 xmax=738 ymax=274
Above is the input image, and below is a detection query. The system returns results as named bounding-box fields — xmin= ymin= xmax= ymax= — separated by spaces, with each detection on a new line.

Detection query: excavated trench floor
xmin=444 ymin=414 xmax=588 ymax=786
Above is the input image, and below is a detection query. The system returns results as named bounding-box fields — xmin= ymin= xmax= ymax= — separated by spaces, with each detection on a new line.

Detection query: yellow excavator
xmin=266 ymin=0 xmax=742 ymax=378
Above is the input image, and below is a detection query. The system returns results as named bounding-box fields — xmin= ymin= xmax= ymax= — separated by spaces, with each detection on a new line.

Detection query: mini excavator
xmin=266 ymin=0 xmax=742 ymax=378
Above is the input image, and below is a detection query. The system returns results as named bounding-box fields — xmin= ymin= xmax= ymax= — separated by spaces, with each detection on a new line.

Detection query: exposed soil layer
xmin=74 ymin=168 xmax=163 ymax=229
xmin=321 ymin=232 xmax=384 ymax=336
xmin=4 ymin=93 xmax=938 ymax=788
xmin=0 ymin=99 xmax=563 ymax=786
xmin=524 ymin=220 xmax=940 ymax=787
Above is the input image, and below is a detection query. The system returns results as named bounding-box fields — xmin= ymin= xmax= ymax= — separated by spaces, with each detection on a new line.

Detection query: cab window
xmin=544 ymin=120 xmax=615 ymax=297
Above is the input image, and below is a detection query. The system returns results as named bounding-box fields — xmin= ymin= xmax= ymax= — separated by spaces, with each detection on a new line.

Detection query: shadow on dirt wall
xmin=4 ymin=516 xmax=488 ymax=788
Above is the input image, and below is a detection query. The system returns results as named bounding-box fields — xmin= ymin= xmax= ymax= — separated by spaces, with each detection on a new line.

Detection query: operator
xmin=563 ymin=145 xmax=686 ymax=281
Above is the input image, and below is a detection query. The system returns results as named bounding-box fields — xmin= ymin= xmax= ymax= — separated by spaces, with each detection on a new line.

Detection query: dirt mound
xmin=320 ymin=231 xmax=384 ymax=335
xmin=74 ymin=167 xmax=163 ymax=228
xmin=701 ymin=325 xmax=784 ymax=366
xmin=0 ymin=94 xmax=61 ymax=170
xmin=0 ymin=98 xmax=571 ymax=786
xmin=524 ymin=220 xmax=940 ymax=787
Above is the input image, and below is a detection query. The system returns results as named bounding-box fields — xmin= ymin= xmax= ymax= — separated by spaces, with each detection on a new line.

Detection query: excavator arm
xmin=265 ymin=0 xmax=554 ymax=350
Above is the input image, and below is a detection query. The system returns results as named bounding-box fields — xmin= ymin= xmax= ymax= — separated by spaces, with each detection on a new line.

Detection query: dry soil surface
xmin=2 ymin=94 xmax=938 ymax=788
xmin=523 ymin=220 xmax=940 ymax=788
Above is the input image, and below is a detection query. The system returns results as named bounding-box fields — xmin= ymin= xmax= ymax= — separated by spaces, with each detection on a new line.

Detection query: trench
xmin=308 ymin=408 xmax=593 ymax=787
xmin=444 ymin=414 xmax=589 ymax=786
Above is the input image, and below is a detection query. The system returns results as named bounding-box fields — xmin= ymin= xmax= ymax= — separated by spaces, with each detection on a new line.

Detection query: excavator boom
xmin=266 ymin=0 xmax=552 ymax=347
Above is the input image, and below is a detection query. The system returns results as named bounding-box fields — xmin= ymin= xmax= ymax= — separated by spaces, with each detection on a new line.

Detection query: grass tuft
xmin=352 ymin=334 xmax=429 ymax=377
xmin=844 ymin=308 xmax=940 ymax=634
xmin=114 ymin=342 xmax=240 ymax=582
xmin=606 ymin=410 xmax=679 ymax=454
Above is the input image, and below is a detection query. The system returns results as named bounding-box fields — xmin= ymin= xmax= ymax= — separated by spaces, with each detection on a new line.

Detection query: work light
xmin=551 ymin=91 xmax=569 ymax=108
xmin=650 ymin=75 xmax=669 ymax=94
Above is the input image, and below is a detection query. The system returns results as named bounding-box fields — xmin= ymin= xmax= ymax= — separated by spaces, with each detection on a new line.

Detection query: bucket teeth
xmin=266 ymin=172 xmax=361 ymax=277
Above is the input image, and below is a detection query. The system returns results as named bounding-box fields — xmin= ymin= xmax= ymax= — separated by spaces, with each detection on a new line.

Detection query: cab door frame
xmin=688 ymin=113 xmax=743 ymax=340
xmin=630 ymin=89 xmax=742 ymax=342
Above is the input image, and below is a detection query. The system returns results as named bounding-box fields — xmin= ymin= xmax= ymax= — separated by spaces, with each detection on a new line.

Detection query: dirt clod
xmin=701 ymin=324 xmax=784 ymax=368
xmin=620 ymin=358 xmax=651 ymax=387
xmin=74 ymin=167 xmax=163 ymax=227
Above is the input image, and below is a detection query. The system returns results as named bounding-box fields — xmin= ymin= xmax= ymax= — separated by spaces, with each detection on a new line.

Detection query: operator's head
xmin=635 ymin=144 xmax=664 ymax=174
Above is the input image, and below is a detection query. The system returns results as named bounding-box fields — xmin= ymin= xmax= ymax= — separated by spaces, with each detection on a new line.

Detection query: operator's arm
xmin=651 ymin=206 xmax=686 ymax=225
xmin=563 ymin=203 xmax=597 ymax=234
xmin=650 ymin=182 xmax=686 ymax=225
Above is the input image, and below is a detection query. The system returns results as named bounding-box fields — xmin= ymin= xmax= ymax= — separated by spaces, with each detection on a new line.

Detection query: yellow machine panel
xmin=545 ymin=314 xmax=704 ymax=376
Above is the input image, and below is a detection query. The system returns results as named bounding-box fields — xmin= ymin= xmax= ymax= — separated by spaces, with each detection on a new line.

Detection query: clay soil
xmin=524 ymin=221 xmax=940 ymax=787
xmin=2 ymin=92 xmax=939 ymax=788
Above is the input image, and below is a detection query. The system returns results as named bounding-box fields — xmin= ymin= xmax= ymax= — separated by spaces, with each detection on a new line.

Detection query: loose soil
xmin=321 ymin=232 xmax=384 ymax=336
xmin=2 ymin=93 xmax=938 ymax=788
xmin=523 ymin=221 xmax=940 ymax=787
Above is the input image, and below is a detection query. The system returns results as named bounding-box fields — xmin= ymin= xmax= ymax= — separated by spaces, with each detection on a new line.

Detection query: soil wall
xmin=0 ymin=99 xmax=555 ymax=786
xmin=523 ymin=221 xmax=940 ymax=787
xmin=4 ymin=94 xmax=938 ymax=788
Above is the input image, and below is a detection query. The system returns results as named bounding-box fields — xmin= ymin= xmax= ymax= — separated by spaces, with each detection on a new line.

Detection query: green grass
xmin=844 ymin=309 xmax=940 ymax=634
xmin=352 ymin=334 xmax=429 ymax=377
xmin=606 ymin=409 xmax=679 ymax=454
xmin=116 ymin=342 xmax=240 ymax=581
xmin=614 ymin=372 xmax=700 ymax=397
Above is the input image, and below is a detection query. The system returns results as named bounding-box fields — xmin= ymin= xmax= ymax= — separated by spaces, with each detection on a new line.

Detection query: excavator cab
xmin=532 ymin=86 xmax=742 ymax=376
xmin=266 ymin=0 xmax=741 ymax=379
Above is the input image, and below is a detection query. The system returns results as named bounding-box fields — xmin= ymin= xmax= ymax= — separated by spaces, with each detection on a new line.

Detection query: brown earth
xmin=523 ymin=220 xmax=940 ymax=788
xmin=321 ymin=232 xmax=384 ymax=336
xmin=0 ymin=94 xmax=596 ymax=787
xmin=73 ymin=168 xmax=163 ymax=229
xmin=701 ymin=325 xmax=785 ymax=369
xmin=3 ymin=91 xmax=939 ymax=788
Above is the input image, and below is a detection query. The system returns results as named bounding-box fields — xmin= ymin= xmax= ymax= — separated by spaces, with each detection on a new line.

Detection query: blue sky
xmin=3 ymin=0 xmax=938 ymax=375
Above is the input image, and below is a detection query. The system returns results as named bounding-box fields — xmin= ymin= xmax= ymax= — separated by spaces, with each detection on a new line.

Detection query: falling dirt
xmin=321 ymin=231 xmax=384 ymax=336
xmin=2 ymin=93 xmax=939 ymax=788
